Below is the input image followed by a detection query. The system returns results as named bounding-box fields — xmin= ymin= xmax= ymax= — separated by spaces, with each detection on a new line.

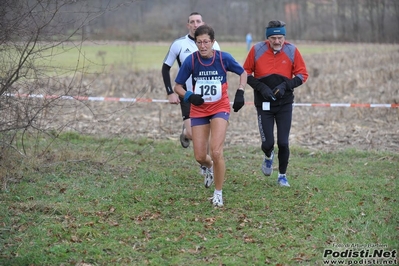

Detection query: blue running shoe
xmin=261 ymin=151 xmax=274 ymax=176
xmin=278 ymin=174 xmax=290 ymax=187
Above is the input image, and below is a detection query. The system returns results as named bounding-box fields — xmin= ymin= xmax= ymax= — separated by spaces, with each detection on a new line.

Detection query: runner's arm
xmin=162 ymin=63 xmax=174 ymax=95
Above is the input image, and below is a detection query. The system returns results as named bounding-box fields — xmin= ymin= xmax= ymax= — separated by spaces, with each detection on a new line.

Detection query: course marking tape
xmin=6 ymin=93 xmax=399 ymax=108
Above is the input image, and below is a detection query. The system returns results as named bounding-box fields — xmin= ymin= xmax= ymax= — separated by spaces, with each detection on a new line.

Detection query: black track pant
xmin=256 ymin=103 xmax=293 ymax=174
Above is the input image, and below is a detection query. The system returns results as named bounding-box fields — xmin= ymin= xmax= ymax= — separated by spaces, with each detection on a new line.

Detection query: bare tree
xmin=349 ymin=0 xmax=360 ymax=42
xmin=376 ymin=0 xmax=386 ymax=40
xmin=0 ymin=0 xmax=135 ymax=190
xmin=394 ymin=0 xmax=399 ymax=25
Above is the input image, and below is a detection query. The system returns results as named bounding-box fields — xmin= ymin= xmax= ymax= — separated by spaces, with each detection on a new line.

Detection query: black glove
xmin=273 ymin=82 xmax=287 ymax=98
xmin=286 ymin=76 xmax=303 ymax=91
xmin=259 ymin=85 xmax=276 ymax=101
xmin=232 ymin=89 xmax=245 ymax=112
xmin=187 ymin=93 xmax=204 ymax=106
xmin=247 ymin=75 xmax=276 ymax=101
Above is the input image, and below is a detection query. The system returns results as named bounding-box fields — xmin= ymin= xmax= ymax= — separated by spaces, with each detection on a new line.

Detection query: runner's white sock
xmin=214 ymin=189 xmax=222 ymax=195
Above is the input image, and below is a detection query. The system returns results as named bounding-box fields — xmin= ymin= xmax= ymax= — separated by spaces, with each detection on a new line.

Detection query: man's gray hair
xmin=267 ymin=20 xmax=286 ymax=29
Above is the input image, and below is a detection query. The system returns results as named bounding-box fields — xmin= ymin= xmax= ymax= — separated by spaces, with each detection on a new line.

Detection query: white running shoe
xmin=202 ymin=165 xmax=214 ymax=188
xmin=200 ymin=165 xmax=206 ymax=175
xmin=210 ymin=193 xmax=223 ymax=207
xmin=179 ymin=124 xmax=190 ymax=148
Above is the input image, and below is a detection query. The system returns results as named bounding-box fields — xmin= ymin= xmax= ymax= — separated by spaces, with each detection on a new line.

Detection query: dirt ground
xmin=40 ymin=43 xmax=399 ymax=153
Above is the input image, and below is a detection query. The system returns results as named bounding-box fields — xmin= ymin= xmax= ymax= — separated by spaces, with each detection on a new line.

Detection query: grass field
xmin=37 ymin=41 xmax=352 ymax=73
xmin=1 ymin=42 xmax=398 ymax=265
xmin=0 ymin=134 xmax=398 ymax=265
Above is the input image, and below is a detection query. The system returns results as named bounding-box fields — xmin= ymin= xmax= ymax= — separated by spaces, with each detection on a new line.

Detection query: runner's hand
xmin=168 ymin=93 xmax=180 ymax=104
xmin=259 ymin=85 xmax=276 ymax=101
xmin=189 ymin=94 xmax=204 ymax=106
xmin=247 ymin=76 xmax=275 ymax=101
xmin=184 ymin=91 xmax=204 ymax=106
xmin=273 ymin=82 xmax=287 ymax=98
xmin=233 ymin=89 xmax=245 ymax=112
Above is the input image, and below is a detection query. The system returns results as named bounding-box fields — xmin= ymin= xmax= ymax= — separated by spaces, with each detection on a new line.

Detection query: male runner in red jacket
xmin=243 ymin=20 xmax=308 ymax=187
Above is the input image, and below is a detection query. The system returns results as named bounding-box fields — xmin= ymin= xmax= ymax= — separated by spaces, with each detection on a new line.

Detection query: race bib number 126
xmin=195 ymin=80 xmax=222 ymax=103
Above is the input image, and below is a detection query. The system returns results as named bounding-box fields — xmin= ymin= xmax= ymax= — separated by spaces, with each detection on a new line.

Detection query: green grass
xmin=0 ymin=135 xmax=397 ymax=265
xmin=35 ymin=43 xmax=169 ymax=74
xmin=34 ymin=41 xmax=357 ymax=75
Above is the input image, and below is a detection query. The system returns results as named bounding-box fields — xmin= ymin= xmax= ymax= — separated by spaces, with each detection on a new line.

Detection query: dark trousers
xmin=256 ymin=103 xmax=293 ymax=174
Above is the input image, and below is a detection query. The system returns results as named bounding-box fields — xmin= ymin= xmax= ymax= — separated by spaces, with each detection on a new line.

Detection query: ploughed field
xmin=44 ymin=43 xmax=399 ymax=153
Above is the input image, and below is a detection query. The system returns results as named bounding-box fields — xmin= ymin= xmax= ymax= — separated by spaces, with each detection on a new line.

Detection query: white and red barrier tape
xmin=6 ymin=93 xmax=399 ymax=108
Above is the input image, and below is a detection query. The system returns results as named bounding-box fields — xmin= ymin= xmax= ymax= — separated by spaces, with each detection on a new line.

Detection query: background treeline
xmin=2 ymin=0 xmax=399 ymax=43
